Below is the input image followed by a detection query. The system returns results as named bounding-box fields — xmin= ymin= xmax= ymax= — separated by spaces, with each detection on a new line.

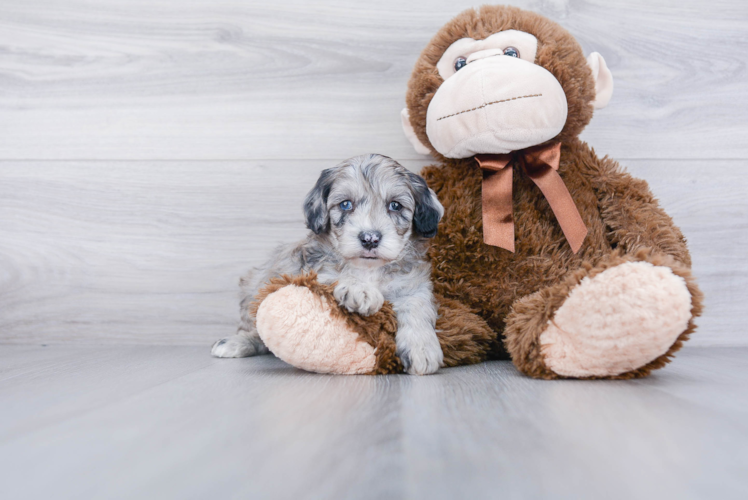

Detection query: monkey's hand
xmin=334 ymin=279 xmax=384 ymax=317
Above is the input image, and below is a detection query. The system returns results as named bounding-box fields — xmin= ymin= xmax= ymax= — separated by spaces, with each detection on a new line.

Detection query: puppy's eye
xmin=388 ymin=201 xmax=402 ymax=212
xmin=339 ymin=200 xmax=353 ymax=211
xmin=503 ymin=47 xmax=520 ymax=58
xmin=453 ymin=56 xmax=467 ymax=72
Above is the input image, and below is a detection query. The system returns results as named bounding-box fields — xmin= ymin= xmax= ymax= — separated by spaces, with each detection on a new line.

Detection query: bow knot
xmin=475 ymin=142 xmax=587 ymax=253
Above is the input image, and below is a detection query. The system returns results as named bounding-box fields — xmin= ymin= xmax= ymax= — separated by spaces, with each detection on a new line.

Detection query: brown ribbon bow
xmin=476 ymin=142 xmax=587 ymax=254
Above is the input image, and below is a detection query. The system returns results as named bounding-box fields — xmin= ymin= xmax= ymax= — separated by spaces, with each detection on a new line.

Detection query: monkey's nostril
xmin=358 ymin=231 xmax=382 ymax=250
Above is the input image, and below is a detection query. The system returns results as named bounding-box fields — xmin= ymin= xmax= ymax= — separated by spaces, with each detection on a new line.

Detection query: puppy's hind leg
xmin=212 ymin=288 xmax=270 ymax=358
xmin=211 ymin=328 xmax=270 ymax=358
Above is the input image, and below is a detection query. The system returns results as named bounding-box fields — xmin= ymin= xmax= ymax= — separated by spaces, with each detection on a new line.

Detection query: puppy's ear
xmin=407 ymin=172 xmax=444 ymax=238
xmin=304 ymin=168 xmax=335 ymax=234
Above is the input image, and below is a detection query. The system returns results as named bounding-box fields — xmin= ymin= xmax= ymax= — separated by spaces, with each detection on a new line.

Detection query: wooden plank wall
xmin=1 ymin=0 xmax=746 ymax=346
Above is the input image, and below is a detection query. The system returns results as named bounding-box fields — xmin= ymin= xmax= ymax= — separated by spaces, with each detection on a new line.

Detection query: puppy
xmin=211 ymin=154 xmax=445 ymax=375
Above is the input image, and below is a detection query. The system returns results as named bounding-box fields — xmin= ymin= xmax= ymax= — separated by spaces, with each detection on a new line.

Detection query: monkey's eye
xmin=503 ymin=47 xmax=520 ymax=58
xmin=388 ymin=201 xmax=402 ymax=212
xmin=453 ymin=56 xmax=467 ymax=72
xmin=339 ymin=200 xmax=353 ymax=211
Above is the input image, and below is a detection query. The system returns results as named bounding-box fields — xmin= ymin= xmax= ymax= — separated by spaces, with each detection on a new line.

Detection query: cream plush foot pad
xmin=539 ymin=262 xmax=692 ymax=377
xmin=256 ymin=284 xmax=377 ymax=374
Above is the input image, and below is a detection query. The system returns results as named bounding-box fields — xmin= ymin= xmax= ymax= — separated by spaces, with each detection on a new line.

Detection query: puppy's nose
xmin=359 ymin=231 xmax=381 ymax=250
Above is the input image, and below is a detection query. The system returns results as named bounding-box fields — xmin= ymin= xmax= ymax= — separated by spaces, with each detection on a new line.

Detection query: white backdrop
xmin=1 ymin=0 xmax=746 ymax=345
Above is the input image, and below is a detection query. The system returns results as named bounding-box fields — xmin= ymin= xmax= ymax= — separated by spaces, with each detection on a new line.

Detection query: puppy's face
xmin=304 ymin=154 xmax=444 ymax=267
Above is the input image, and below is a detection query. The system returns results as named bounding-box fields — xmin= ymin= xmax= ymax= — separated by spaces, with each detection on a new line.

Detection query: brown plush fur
xmin=405 ymin=6 xmax=703 ymax=378
xmin=433 ymin=295 xmax=498 ymax=367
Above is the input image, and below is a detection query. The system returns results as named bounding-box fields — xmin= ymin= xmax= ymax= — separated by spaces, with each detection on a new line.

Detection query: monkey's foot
xmin=539 ymin=261 xmax=692 ymax=377
xmin=253 ymin=274 xmax=403 ymax=375
xmin=505 ymin=252 xmax=702 ymax=379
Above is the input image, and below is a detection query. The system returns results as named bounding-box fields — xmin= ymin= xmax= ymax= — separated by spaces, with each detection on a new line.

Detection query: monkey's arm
xmin=583 ymin=153 xmax=692 ymax=267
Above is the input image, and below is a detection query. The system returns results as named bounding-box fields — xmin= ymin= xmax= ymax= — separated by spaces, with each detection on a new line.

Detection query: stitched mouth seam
xmin=436 ymin=93 xmax=543 ymax=121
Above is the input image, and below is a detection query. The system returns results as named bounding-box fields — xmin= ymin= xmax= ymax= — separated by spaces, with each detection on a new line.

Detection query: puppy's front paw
xmin=334 ymin=282 xmax=384 ymax=316
xmin=397 ymin=329 xmax=444 ymax=375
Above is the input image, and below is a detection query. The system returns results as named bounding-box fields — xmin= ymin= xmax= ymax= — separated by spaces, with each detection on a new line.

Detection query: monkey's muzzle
xmin=426 ymin=55 xmax=568 ymax=159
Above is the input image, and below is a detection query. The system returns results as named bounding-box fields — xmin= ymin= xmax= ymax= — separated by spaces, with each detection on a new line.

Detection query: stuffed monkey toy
xmin=253 ymin=5 xmax=703 ymax=378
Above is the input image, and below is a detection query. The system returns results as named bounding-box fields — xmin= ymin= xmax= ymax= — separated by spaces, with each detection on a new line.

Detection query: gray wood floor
xmin=0 ymin=345 xmax=746 ymax=500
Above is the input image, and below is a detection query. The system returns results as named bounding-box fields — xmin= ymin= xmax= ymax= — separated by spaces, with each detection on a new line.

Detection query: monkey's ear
xmin=407 ymin=172 xmax=444 ymax=238
xmin=303 ymin=168 xmax=334 ymax=234
xmin=401 ymin=108 xmax=432 ymax=155
xmin=587 ymin=52 xmax=614 ymax=109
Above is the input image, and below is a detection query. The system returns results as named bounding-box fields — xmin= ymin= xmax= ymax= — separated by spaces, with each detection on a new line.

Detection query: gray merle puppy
xmin=211 ymin=153 xmax=445 ymax=375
